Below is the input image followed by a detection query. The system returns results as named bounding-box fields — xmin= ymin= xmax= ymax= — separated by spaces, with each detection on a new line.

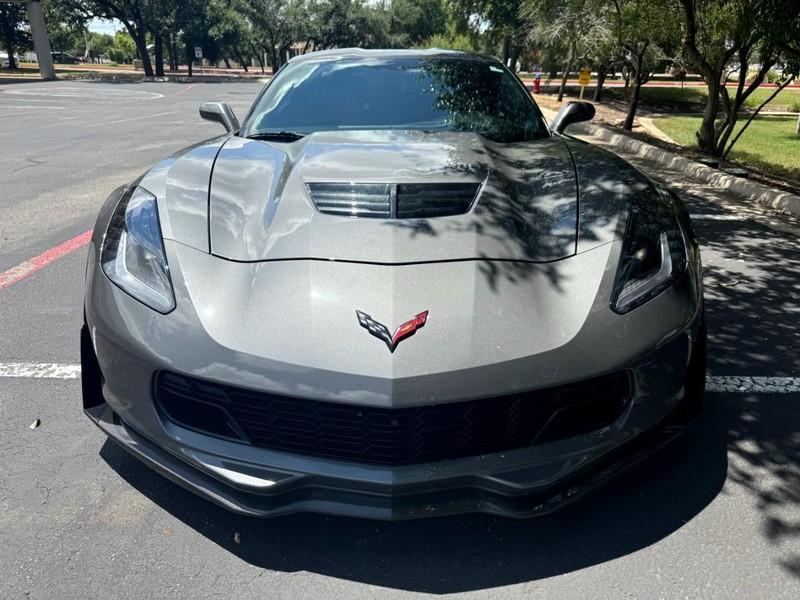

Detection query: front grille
xmin=155 ymin=371 xmax=631 ymax=466
xmin=307 ymin=182 xmax=480 ymax=219
xmin=307 ymin=182 xmax=391 ymax=218
xmin=396 ymin=182 xmax=480 ymax=218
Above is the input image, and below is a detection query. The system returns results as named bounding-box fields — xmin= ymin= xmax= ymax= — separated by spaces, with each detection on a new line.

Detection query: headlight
xmin=101 ymin=186 xmax=175 ymax=313
xmin=611 ymin=187 xmax=687 ymax=314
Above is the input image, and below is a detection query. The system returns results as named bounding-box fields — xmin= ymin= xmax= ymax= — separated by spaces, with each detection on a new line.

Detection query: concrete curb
xmin=570 ymin=121 xmax=800 ymax=218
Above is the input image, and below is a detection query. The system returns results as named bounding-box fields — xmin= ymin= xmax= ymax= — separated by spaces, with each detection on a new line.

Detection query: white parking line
xmin=4 ymin=87 xmax=164 ymax=100
xmin=0 ymin=104 xmax=65 ymax=110
xmin=0 ymin=363 xmax=80 ymax=379
xmin=1 ymin=363 xmax=798 ymax=393
xmin=87 ymin=110 xmax=180 ymax=128
xmin=691 ymin=214 xmax=747 ymax=221
xmin=706 ymin=376 xmax=800 ymax=393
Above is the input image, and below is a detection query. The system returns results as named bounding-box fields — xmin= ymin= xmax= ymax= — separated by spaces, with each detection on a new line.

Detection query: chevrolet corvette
xmin=82 ymin=49 xmax=705 ymax=519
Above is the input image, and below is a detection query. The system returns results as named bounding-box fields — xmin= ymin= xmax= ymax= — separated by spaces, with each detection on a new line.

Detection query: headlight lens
xmin=611 ymin=187 xmax=687 ymax=314
xmin=101 ymin=186 xmax=175 ymax=313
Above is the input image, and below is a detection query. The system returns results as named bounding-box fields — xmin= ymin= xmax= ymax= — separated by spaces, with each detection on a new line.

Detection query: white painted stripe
xmin=0 ymin=363 xmax=80 ymax=379
xmin=0 ymin=364 xmax=798 ymax=393
xmin=706 ymin=376 xmax=800 ymax=393
xmin=4 ymin=88 xmax=164 ymax=100
xmin=0 ymin=105 xmax=65 ymax=110
xmin=691 ymin=214 xmax=747 ymax=221
xmin=88 ymin=110 xmax=179 ymax=128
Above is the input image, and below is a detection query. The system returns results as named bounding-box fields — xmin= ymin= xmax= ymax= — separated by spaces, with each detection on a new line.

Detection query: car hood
xmin=206 ymin=131 xmax=579 ymax=263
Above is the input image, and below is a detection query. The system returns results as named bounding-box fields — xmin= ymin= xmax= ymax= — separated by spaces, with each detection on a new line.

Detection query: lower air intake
xmin=155 ymin=371 xmax=631 ymax=466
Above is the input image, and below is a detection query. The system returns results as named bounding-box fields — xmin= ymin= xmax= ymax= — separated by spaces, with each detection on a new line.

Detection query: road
xmin=1 ymin=80 xmax=799 ymax=599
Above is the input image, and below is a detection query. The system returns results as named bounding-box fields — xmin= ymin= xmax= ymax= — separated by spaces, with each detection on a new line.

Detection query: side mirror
xmin=550 ymin=101 xmax=596 ymax=134
xmin=199 ymin=102 xmax=240 ymax=133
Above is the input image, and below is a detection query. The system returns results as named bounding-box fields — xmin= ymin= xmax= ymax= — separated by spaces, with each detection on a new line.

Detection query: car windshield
xmin=241 ymin=56 xmax=549 ymax=143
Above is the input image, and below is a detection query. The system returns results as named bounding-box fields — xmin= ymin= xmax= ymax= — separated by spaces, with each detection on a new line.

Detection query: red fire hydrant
xmin=533 ymin=73 xmax=542 ymax=94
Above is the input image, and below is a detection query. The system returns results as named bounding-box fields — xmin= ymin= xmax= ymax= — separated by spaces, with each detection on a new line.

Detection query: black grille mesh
xmin=156 ymin=371 xmax=630 ymax=466
xmin=396 ymin=182 xmax=480 ymax=218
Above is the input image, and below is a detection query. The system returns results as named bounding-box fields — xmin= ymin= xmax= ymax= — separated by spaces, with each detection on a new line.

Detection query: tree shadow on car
xmin=100 ymin=405 xmax=726 ymax=594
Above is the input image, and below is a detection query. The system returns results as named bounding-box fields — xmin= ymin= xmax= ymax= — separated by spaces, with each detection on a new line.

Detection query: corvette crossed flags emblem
xmin=356 ymin=310 xmax=429 ymax=353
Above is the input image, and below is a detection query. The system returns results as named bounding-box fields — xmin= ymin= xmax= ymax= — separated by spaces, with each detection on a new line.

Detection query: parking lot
xmin=1 ymin=80 xmax=799 ymax=598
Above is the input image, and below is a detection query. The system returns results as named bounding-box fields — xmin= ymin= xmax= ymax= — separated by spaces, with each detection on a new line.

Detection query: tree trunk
xmin=234 ymin=49 xmax=248 ymax=72
xmin=251 ymin=44 xmax=265 ymax=73
xmin=725 ymin=75 xmax=796 ymax=156
xmin=501 ymin=34 xmax=511 ymax=67
xmin=509 ymin=45 xmax=522 ymax=74
xmin=697 ymin=77 xmax=721 ymax=154
xmin=557 ymin=57 xmax=573 ymax=102
xmin=169 ymin=34 xmax=178 ymax=71
xmin=624 ymin=77 xmax=642 ymax=131
xmin=1 ymin=12 xmax=18 ymax=69
xmin=126 ymin=24 xmax=153 ymax=77
xmin=154 ymin=33 xmax=164 ymax=77
xmin=223 ymin=57 xmax=231 ymax=69
xmin=593 ymin=64 xmax=607 ymax=103
xmin=186 ymin=43 xmax=193 ymax=77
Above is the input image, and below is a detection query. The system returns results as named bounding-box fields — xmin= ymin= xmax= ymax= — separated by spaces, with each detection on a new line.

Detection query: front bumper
xmin=82 ymin=315 xmax=704 ymax=520
xmin=86 ymin=398 xmax=695 ymax=519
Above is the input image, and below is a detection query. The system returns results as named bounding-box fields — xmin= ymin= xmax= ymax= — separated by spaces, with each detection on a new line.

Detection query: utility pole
xmin=0 ymin=0 xmax=55 ymax=80
xmin=24 ymin=0 xmax=54 ymax=79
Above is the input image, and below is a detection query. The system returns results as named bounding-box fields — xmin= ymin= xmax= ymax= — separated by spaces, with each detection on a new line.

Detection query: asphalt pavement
xmin=1 ymin=80 xmax=799 ymax=599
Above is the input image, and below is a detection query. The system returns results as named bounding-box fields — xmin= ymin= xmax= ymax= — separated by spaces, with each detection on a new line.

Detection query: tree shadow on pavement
xmin=690 ymin=210 xmax=800 ymax=580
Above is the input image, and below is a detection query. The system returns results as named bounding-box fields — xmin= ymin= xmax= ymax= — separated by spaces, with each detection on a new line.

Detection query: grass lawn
xmin=654 ymin=115 xmax=800 ymax=181
xmin=637 ymin=85 xmax=800 ymax=111
xmin=545 ymin=83 xmax=800 ymax=111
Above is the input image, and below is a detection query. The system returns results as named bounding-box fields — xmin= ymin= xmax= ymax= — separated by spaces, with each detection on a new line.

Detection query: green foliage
xmin=108 ymin=30 xmax=136 ymax=63
xmin=0 ymin=2 xmax=31 ymax=64
xmin=390 ymin=0 xmax=447 ymax=47
xmin=419 ymin=32 xmax=477 ymax=52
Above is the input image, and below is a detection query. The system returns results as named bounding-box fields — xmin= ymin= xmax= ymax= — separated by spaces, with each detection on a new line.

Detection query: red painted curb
xmin=0 ymin=229 xmax=92 ymax=292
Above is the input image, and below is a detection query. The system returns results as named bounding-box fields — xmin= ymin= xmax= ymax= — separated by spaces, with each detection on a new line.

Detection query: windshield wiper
xmin=246 ymin=131 xmax=306 ymax=142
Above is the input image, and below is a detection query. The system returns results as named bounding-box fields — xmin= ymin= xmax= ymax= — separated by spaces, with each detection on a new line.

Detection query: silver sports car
xmin=82 ymin=49 xmax=705 ymax=520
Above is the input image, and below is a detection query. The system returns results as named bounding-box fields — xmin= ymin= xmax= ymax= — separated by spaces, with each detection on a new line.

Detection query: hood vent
xmin=308 ymin=182 xmax=480 ymax=219
xmin=306 ymin=182 xmax=391 ymax=218
xmin=397 ymin=182 xmax=480 ymax=218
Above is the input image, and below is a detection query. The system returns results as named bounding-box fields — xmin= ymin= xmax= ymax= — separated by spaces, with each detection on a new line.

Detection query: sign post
xmin=578 ymin=68 xmax=591 ymax=100
xmin=194 ymin=46 xmax=203 ymax=77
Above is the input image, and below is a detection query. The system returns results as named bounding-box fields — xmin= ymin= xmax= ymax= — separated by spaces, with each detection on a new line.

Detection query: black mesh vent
xmin=307 ymin=182 xmax=391 ymax=218
xmin=155 ymin=371 xmax=631 ymax=466
xmin=396 ymin=182 xmax=480 ymax=218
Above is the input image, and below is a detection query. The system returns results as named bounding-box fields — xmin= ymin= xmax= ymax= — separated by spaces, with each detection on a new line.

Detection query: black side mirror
xmin=199 ymin=102 xmax=240 ymax=133
xmin=550 ymin=101 xmax=596 ymax=134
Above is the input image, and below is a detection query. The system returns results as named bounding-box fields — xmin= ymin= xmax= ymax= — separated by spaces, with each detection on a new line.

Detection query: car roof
xmin=289 ymin=48 xmax=500 ymax=65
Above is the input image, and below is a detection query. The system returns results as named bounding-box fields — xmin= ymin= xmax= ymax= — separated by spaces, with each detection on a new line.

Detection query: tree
xmin=677 ymin=0 xmax=800 ymax=155
xmin=390 ymin=0 xmax=447 ymax=47
xmin=245 ymin=0 xmax=303 ymax=71
xmin=206 ymin=0 xmax=255 ymax=70
xmin=0 ymin=3 xmax=30 ymax=69
xmin=453 ymin=0 xmax=525 ymax=70
xmin=612 ymin=0 xmax=680 ymax=131
xmin=81 ymin=1 xmax=154 ymax=76
xmin=108 ymin=29 xmax=136 ymax=63
xmin=522 ymin=0 xmax=611 ymax=101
